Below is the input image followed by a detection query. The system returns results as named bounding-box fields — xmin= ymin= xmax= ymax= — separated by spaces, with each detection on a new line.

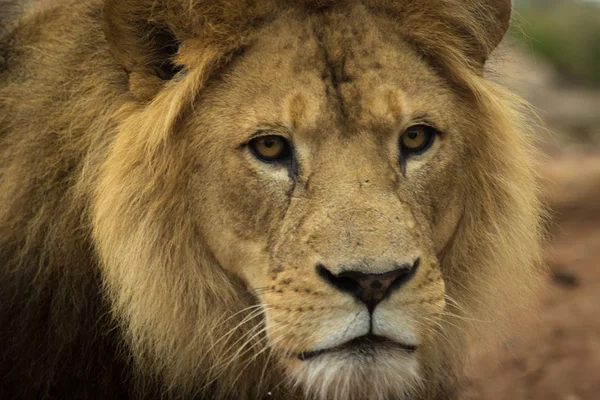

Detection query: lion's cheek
xmin=199 ymin=218 xmax=271 ymax=287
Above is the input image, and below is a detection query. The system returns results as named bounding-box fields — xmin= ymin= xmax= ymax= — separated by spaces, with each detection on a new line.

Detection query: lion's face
xmin=186 ymin=9 xmax=467 ymax=398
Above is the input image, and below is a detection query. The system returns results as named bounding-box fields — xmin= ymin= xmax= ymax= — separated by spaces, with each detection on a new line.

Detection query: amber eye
xmin=400 ymin=125 xmax=436 ymax=155
xmin=248 ymin=135 xmax=292 ymax=162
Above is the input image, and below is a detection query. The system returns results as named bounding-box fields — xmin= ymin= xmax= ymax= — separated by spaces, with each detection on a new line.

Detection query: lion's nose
xmin=316 ymin=259 xmax=420 ymax=312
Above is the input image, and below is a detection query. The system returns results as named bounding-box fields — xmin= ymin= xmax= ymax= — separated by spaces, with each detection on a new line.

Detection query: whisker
xmin=208 ymin=305 xmax=268 ymax=348
xmin=202 ymin=324 xmax=290 ymax=391
xmin=198 ymin=305 xmax=269 ymax=368
xmin=208 ymin=317 xmax=269 ymax=371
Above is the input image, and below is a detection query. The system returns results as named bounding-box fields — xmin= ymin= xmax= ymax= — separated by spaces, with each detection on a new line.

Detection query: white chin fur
xmin=289 ymin=349 xmax=421 ymax=400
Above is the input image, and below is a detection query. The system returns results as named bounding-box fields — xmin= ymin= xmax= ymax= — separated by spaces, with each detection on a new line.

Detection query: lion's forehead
xmin=216 ymin=8 xmax=454 ymax=139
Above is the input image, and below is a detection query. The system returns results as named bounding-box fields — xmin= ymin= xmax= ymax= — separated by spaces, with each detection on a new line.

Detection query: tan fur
xmin=0 ymin=1 xmax=544 ymax=399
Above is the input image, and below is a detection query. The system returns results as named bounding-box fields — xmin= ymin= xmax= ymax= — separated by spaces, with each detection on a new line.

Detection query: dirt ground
xmin=463 ymin=45 xmax=600 ymax=400
xmin=464 ymin=155 xmax=600 ymax=400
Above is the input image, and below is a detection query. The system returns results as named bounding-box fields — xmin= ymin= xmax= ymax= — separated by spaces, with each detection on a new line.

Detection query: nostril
xmin=388 ymin=258 xmax=420 ymax=293
xmin=316 ymin=264 xmax=362 ymax=295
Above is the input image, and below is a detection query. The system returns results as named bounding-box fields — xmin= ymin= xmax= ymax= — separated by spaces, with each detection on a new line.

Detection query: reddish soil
xmin=464 ymin=153 xmax=600 ymax=400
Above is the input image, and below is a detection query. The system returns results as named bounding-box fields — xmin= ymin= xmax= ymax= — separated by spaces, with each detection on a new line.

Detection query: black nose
xmin=316 ymin=259 xmax=420 ymax=312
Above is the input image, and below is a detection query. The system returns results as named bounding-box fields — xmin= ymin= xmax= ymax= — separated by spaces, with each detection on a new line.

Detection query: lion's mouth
xmin=297 ymin=334 xmax=418 ymax=361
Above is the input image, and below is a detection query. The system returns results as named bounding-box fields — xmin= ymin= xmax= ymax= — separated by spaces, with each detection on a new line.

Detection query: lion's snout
xmin=316 ymin=259 xmax=419 ymax=312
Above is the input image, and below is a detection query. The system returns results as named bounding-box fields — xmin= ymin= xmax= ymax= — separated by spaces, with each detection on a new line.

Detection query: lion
xmin=0 ymin=0 xmax=544 ymax=399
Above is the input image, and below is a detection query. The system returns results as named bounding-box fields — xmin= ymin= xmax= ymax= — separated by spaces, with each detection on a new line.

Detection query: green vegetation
xmin=512 ymin=2 xmax=600 ymax=84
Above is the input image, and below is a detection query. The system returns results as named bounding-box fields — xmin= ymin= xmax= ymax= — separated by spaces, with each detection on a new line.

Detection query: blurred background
xmin=465 ymin=1 xmax=600 ymax=399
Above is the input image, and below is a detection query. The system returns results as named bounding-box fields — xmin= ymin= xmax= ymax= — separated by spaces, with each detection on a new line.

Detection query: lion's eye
xmin=249 ymin=135 xmax=292 ymax=162
xmin=400 ymin=125 xmax=436 ymax=155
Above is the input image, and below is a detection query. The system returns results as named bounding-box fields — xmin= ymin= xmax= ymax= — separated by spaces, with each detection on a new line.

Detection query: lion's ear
xmin=396 ymin=0 xmax=512 ymax=67
xmin=439 ymin=0 xmax=513 ymax=64
xmin=102 ymin=0 xmax=184 ymax=99
xmin=477 ymin=0 xmax=512 ymax=62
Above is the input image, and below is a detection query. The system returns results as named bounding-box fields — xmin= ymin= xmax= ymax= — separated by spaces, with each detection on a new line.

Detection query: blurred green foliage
xmin=512 ymin=2 xmax=600 ymax=84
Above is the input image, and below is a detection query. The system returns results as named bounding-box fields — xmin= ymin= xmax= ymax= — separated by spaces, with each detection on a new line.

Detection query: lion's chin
xmin=286 ymin=347 xmax=421 ymax=400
